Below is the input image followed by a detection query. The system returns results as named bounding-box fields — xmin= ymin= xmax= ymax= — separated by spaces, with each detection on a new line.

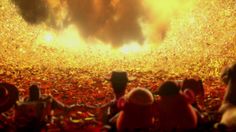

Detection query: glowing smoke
xmin=11 ymin=0 xmax=195 ymax=47
xmin=11 ymin=0 xmax=49 ymax=24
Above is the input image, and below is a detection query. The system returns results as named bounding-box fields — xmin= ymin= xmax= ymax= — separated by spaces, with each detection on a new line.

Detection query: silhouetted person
xmin=0 ymin=83 xmax=19 ymax=131
xmin=99 ymin=71 xmax=129 ymax=130
xmin=0 ymin=83 xmax=19 ymax=113
xmin=116 ymin=87 xmax=155 ymax=131
xmin=154 ymin=81 xmax=198 ymax=132
xmin=14 ymin=84 xmax=69 ymax=132
xmin=181 ymin=78 xmax=211 ymax=130
xmin=217 ymin=63 xmax=236 ymax=130
xmin=182 ymin=78 xmax=204 ymax=112
xmin=26 ymin=84 xmax=69 ymax=111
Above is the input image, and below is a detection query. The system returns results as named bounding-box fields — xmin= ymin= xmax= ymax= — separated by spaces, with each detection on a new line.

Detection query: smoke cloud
xmin=11 ymin=0 xmax=174 ymax=47
xmin=11 ymin=0 xmax=49 ymax=24
xmin=95 ymin=0 xmax=145 ymax=46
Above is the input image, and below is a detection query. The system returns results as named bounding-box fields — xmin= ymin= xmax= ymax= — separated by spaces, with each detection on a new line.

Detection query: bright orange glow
xmin=36 ymin=25 xmax=86 ymax=52
xmin=144 ymin=0 xmax=196 ymax=17
xmin=1 ymin=0 xmax=236 ymax=79
xmin=56 ymin=25 xmax=86 ymax=50
xmin=119 ymin=42 xmax=147 ymax=54
xmin=34 ymin=0 xmax=197 ymax=53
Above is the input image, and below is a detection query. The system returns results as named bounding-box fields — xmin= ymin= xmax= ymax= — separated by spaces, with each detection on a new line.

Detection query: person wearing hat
xmin=154 ymin=81 xmax=198 ymax=131
xmin=116 ymin=87 xmax=155 ymax=131
xmin=0 ymin=83 xmax=19 ymax=131
xmin=98 ymin=71 xmax=129 ymax=130
xmin=0 ymin=83 xmax=19 ymax=113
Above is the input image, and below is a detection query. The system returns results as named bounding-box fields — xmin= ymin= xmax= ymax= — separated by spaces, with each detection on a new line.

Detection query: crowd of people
xmin=1 ymin=63 xmax=236 ymax=132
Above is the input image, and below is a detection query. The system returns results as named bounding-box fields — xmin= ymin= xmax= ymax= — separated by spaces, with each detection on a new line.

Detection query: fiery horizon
xmin=11 ymin=0 xmax=196 ymax=47
xmin=0 ymin=0 xmax=236 ymax=79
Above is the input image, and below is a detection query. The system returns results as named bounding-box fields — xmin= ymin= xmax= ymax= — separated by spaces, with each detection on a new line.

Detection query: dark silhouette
xmin=218 ymin=63 xmax=236 ymax=130
xmin=14 ymin=84 xmax=69 ymax=132
xmin=0 ymin=83 xmax=19 ymax=131
xmin=0 ymin=83 xmax=19 ymax=113
xmin=182 ymin=78 xmax=204 ymax=111
xmin=181 ymin=78 xmax=215 ymax=131
xmin=28 ymin=84 xmax=40 ymax=101
xmin=99 ymin=71 xmax=129 ymax=130
xmin=116 ymin=87 xmax=155 ymax=131
xmin=154 ymin=81 xmax=198 ymax=131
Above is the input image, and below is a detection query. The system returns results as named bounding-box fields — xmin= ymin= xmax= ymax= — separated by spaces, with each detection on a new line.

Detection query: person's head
xmin=116 ymin=88 xmax=154 ymax=130
xmin=110 ymin=71 xmax=129 ymax=98
xmin=29 ymin=84 xmax=41 ymax=101
xmin=218 ymin=63 xmax=236 ymax=127
xmin=157 ymin=81 xmax=180 ymax=96
xmin=181 ymin=79 xmax=203 ymax=107
xmin=182 ymin=78 xmax=204 ymax=98
xmin=221 ymin=63 xmax=236 ymax=84
xmin=221 ymin=63 xmax=236 ymax=105
xmin=0 ymin=83 xmax=19 ymax=113
xmin=126 ymin=87 xmax=154 ymax=106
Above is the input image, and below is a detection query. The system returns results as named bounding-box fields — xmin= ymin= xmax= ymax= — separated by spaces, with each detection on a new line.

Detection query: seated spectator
xmin=0 ymin=83 xmax=19 ymax=113
xmin=182 ymin=78 xmax=204 ymax=111
xmin=181 ymin=78 xmax=210 ymax=127
xmin=0 ymin=83 xmax=19 ymax=131
xmin=14 ymin=101 xmax=47 ymax=132
xmin=116 ymin=87 xmax=155 ymax=131
xmin=25 ymin=84 xmax=69 ymax=111
xmin=14 ymin=84 xmax=69 ymax=132
xmin=154 ymin=81 xmax=198 ymax=131
xmin=218 ymin=63 xmax=236 ymax=129
xmin=99 ymin=71 xmax=129 ymax=124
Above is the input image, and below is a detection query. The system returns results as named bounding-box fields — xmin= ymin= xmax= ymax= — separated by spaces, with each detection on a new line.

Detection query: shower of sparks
xmin=0 ymin=0 xmax=236 ymax=82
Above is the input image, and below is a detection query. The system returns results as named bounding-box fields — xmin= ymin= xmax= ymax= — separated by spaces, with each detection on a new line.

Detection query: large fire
xmin=0 ymin=0 xmax=236 ymax=79
xmin=34 ymin=0 xmax=196 ymax=50
xmin=36 ymin=25 xmax=149 ymax=54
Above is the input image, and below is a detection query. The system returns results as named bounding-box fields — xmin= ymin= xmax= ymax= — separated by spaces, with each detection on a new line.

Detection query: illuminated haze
xmin=1 ymin=0 xmax=236 ymax=79
xmin=11 ymin=0 xmax=195 ymax=47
